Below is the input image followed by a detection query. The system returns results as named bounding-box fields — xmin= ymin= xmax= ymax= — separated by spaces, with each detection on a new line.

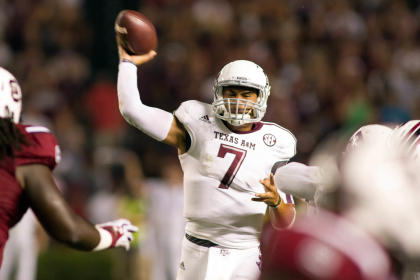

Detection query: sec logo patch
xmin=263 ymin=134 xmax=276 ymax=146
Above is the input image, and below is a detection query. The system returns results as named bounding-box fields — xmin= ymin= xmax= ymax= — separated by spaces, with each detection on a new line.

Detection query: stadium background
xmin=1 ymin=0 xmax=419 ymax=279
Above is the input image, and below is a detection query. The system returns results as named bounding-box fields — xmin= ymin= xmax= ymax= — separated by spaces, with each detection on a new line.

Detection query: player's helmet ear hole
xmin=212 ymin=60 xmax=270 ymax=126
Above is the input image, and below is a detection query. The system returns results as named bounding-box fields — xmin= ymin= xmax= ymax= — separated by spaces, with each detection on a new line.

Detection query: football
xmin=115 ymin=10 xmax=157 ymax=55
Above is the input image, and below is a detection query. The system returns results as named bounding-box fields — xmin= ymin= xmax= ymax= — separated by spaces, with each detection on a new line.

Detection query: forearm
xmin=268 ymin=200 xmax=296 ymax=229
xmin=117 ymin=62 xmax=173 ymax=141
xmin=20 ymin=164 xmax=137 ymax=251
xmin=19 ymin=165 xmax=100 ymax=250
xmin=274 ymin=162 xmax=322 ymax=201
xmin=45 ymin=208 xmax=100 ymax=250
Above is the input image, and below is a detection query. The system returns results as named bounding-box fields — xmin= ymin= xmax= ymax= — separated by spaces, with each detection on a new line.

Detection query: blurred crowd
xmin=1 ymin=0 xmax=419 ymax=279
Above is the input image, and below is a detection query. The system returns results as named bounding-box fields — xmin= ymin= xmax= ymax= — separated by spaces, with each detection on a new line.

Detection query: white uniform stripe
xmin=25 ymin=126 xmax=50 ymax=133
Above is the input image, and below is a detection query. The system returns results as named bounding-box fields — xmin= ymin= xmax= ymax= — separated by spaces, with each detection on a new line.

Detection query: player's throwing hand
xmin=117 ymin=39 xmax=156 ymax=66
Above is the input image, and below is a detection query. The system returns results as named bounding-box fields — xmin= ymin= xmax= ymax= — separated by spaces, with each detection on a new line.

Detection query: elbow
xmin=119 ymin=104 xmax=135 ymax=124
xmin=119 ymin=103 xmax=130 ymax=119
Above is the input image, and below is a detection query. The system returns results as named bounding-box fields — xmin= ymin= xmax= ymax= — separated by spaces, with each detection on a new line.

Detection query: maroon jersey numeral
xmin=217 ymin=144 xmax=247 ymax=189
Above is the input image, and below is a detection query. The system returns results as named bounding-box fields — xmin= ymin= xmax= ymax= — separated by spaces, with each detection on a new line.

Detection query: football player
xmin=259 ymin=208 xmax=393 ymax=280
xmin=272 ymin=124 xmax=394 ymax=206
xmin=116 ymin=44 xmax=296 ymax=279
xmin=0 ymin=67 xmax=138 ymax=267
xmin=260 ymin=124 xmax=409 ymax=280
xmin=389 ymin=120 xmax=420 ymax=279
xmin=268 ymin=122 xmax=420 ymax=279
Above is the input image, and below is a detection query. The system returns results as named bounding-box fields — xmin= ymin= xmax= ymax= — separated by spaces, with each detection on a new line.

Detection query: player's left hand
xmin=252 ymin=173 xmax=281 ymax=207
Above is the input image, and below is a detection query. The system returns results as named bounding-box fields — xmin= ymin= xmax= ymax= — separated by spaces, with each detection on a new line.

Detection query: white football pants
xmin=176 ymin=235 xmax=261 ymax=280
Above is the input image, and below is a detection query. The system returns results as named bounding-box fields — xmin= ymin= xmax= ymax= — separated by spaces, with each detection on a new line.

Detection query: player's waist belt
xmin=185 ymin=233 xmax=218 ymax=247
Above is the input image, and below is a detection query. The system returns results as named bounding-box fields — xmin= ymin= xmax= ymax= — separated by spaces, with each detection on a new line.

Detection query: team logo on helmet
xmin=0 ymin=67 xmax=22 ymax=123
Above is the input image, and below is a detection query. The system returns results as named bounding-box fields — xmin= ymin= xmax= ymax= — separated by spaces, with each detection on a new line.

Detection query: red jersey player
xmin=0 ymin=67 xmax=138 ymax=267
xmin=259 ymin=209 xmax=393 ymax=280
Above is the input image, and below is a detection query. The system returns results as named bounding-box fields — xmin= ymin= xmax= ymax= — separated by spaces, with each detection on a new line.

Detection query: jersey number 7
xmin=217 ymin=144 xmax=247 ymax=189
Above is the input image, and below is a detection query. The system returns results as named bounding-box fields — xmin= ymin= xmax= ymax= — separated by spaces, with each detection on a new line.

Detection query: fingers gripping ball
xmin=115 ymin=10 xmax=158 ymax=55
xmin=94 ymin=219 xmax=138 ymax=251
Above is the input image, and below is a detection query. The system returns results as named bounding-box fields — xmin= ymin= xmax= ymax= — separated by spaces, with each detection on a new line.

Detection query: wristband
xmin=269 ymin=197 xmax=282 ymax=208
xmin=120 ymin=59 xmax=137 ymax=66
xmin=92 ymin=227 xmax=112 ymax=251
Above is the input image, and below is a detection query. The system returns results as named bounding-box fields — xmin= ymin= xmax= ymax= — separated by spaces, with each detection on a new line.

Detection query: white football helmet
xmin=345 ymin=124 xmax=393 ymax=154
xmin=342 ymin=130 xmax=420 ymax=260
xmin=212 ymin=60 xmax=270 ymax=126
xmin=0 ymin=67 xmax=22 ymax=123
xmin=391 ymin=120 xmax=420 ymax=160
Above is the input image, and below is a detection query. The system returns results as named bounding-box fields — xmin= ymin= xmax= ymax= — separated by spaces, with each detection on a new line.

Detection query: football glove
xmin=93 ymin=219 xmax=138 ymax=251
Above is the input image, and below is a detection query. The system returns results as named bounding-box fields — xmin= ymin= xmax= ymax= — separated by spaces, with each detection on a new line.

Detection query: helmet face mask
xmin=391 ymin=120 xmax=420 ymax=160
xmin=212 ymin=60 xmax=270 ymax=126
xmin=0 ymin=67 xmax=22 ymax=123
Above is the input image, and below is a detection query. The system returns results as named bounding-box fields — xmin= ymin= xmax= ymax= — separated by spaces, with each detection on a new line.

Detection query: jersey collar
xmin=220 ymin=120 xmax=264 ymax=134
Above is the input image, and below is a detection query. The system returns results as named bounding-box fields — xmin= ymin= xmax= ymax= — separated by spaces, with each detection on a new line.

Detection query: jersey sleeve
xmin=269 ymin=125 xmax=297 ymax=204
xmin=174 ymin=100 xmax=199 ymax=126
xmin=271 ymin=125 xmax=297 ymax=162
xmin=280 ymin=130 xmax=297 ymax=159
xmin=174 ymin=100 xmax=211 ymax=151
xmin=15 ymin=125 xmax=61 ymax=170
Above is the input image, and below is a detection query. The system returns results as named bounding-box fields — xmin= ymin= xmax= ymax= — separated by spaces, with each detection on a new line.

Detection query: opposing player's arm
xmin=16 ymin=164 xmax=137 ymax=251
xmin=17 ymin=164 xmax=99 ymax=250
xmin=116 ymin=44 xmax=187 ymax=151
xmin=273 ymin=162 xmax=322 ymax=201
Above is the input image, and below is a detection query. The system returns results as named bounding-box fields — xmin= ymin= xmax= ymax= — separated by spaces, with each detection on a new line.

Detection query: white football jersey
xmin=174 ymin=100 xmax=296 ymax=249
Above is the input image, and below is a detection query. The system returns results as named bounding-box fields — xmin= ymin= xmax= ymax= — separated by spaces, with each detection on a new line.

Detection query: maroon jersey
xmin=0 ymin=124 xmax=60 ymax=265
xmin=260 ymin=210 xmax=393 ymax=280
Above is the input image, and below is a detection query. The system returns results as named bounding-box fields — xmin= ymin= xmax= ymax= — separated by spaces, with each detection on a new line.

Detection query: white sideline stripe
xmin=25 ymin=126 xmax=50 ymax=133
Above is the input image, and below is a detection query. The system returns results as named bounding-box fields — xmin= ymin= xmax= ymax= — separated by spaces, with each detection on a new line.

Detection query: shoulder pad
xmin=15 ymin=124 xmax=60 ymax=170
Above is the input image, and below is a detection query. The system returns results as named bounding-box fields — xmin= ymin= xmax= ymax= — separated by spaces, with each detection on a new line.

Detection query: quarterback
xmin=117 ymin=45 xmax=296 ymax=279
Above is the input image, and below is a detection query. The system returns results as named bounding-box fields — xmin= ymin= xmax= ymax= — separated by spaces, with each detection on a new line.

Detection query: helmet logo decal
xmin=263 ymin=134 xmax=276 ymax=147
xmin=10 ymin=80 xmax=22 ymax=102
xmin=0 ymin=68 xmax=22 ymax=123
